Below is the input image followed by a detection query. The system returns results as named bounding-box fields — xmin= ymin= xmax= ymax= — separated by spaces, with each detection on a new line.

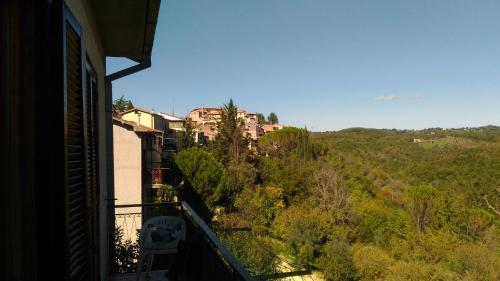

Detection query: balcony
xmin=152 ymin=168 xmax=169 ymax=186
xmin=110 ymin=201 xmax=256 ymax=281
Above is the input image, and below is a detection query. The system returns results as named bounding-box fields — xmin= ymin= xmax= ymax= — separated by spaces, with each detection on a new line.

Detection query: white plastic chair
xmin=136 ymin=216 xmax=186 ymax=281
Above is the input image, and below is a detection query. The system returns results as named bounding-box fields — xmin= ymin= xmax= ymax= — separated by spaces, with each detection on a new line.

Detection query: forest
xmin=167 ymin=100 xmax=500 ymax=281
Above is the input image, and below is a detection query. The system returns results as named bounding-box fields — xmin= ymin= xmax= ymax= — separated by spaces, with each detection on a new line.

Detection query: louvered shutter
xmin=64 ymin=9 xmax=92 ymax=281
xmin=85 ymin=64 xmax=99 ymax=279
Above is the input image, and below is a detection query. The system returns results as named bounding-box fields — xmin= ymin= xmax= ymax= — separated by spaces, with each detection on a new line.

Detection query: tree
xmin=214 ymin=99 xmax=248 ymax=164
xmin=176 ymin=120 xmax=196 ymax=152
xmin=267 ymin=112 xmax=278 ymax=124
xmin=258 ymin=127 xmax=310 ymax=159
xmin=405 ymin=184 xmax=442 ymax=232
xmin=114 ymin=226 xmax=139 ymax=273
xmin=352 ymin=244 xmax=393 ymax=281
xmin=256 ymin=113 xmax=266 ymax=124
xmin=113 ymin=95 xmax=134 ymax=114
xmin=175 ymin=148 xmax=236 ymax=208
xmin=317 ymin=240 xmax=357 ymax=281
xmin=312 ymin=166 xmax=353 ymax=223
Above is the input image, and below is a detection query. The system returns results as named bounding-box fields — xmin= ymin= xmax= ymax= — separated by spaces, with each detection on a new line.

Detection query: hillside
xmin=313 ymin=126 xmax=500 ymax=209
xmin=174 ymin=124 xmax=500 ymax=281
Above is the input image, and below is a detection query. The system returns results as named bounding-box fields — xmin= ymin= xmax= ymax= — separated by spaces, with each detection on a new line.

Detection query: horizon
xmin=108 ymin=0 xmax=500 ymax=131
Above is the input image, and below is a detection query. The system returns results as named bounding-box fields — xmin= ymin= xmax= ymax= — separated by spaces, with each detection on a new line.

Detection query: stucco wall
xmin=122 ymin=111 xmax=153 ymax=129
xmin=113 ymin=124 xmax=142 ymax=243
xmin=121 ymin=111 xmax=139 ymax=124
xmin=113 ymin=124 xmax=142 ymax=206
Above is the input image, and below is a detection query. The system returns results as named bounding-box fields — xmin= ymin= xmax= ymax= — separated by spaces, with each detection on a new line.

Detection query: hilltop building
xmin=189 ymin=106 xmax=282 ymax=142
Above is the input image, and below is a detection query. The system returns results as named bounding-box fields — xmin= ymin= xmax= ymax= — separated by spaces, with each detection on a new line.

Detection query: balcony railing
xmin=111 ymin=201 xmax=256 ymax=281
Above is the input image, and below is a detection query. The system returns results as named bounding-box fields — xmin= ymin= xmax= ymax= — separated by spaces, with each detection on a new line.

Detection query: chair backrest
xmin=139 ymin=216 xmax=186 ymax=250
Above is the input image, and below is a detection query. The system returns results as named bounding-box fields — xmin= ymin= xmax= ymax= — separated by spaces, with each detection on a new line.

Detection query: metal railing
xmin=181 ymin=201 xmax=256 ymax=281
xmin=111 ymin=201 xmax=255 ymax=281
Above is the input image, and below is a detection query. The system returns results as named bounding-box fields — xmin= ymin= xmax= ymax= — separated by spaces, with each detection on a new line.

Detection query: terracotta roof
xmin=190 ymin=106 xmax=221 ymax=112
xmin=120 ymin=107 xmax=162 ymax=116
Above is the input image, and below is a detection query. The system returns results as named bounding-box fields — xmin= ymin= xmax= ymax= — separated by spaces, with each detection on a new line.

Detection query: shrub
xmin=352 ymin=244 xmax=393 ymax=280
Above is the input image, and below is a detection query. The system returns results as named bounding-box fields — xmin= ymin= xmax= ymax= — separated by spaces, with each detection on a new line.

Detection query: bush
xmin=114 ymin=226 xmax=139 ymax=273
xmin=317 ymin=240 xmax=357 ymax=281
xmin=385 ymin=260 xmax=459 ymax=281
xmin=220 ymin=232 xmax=278 ymax=276
xmin=352 ymin=244 xmax=393 ymax=280
xmin=447 ymin=243 xmax=500 ymax=280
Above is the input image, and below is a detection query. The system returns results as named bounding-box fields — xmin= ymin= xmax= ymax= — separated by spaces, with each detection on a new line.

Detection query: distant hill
xmin=313 ymin=125 xmax=500 ymax=209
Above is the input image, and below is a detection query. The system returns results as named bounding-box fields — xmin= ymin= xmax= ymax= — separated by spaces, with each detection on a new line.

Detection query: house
xmin=197 ymin=124 xmax=219 ymax=141
xmin=188 ymin=106 xmax=222 ymax=125
xmin=121 ymin=107 xmax=169 ymax=134
xmin=245 ymin=123 xmax=265 ymax=140
xmin=262 ymin=124 xmax=285 ymax=134
xmin=159 ymin=112 xmax=186 ymax=132
xmin=113 ymin=118 xmax=163 ymax=241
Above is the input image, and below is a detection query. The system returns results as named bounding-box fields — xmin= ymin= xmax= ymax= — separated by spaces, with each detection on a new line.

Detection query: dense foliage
xmin=174 ymin=100 xmax=499 ymax=280
xmin=175 ymin=148 xmax=236 ymax=208
xmin=112 ymin=95 xmax=134 ymax=114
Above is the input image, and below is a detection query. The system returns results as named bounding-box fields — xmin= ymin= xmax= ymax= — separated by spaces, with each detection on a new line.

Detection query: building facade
xmin=121 ymin=107 xmax=169 ymax=134
xmin=189 ymin=106 xmax=269 ymax=141
xmin=113 ymin=118 xmax=163 ymax=242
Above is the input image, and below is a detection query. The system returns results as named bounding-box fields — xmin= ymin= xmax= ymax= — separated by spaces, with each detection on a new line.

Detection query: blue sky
xmin=108 ymin=0 xmax=500 ymax=131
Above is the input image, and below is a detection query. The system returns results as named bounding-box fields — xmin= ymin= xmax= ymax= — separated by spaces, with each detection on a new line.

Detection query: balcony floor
xmin=110 ymin=270 xmax=168 ymax=281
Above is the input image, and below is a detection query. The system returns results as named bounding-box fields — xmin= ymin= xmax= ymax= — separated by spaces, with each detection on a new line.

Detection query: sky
xmin=107 ymin=0 xmax=500 ymax=131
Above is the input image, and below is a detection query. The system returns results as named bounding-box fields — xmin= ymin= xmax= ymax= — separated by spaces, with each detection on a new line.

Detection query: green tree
xmin=352 ymin=244 xmax=393 ymax=281
xmin=256 ymin=113 xmax=266 ymax=124
xmin=176 ymin=120 xmax=196 ymax=152
xmin=405 ymin=184 xmax=442 ymax=232
xmin=258 ymin=127 xmax=311 ymax=159
xmin=175 ymin=148 xmax=236 ymax=208
xmin=113 ymin=95 xmax=134 ymax=114
xmin=267 ymin=112 xmax=278 ymax=124
xmin=214 ymin=99 xmax=248 ymax=164
xmin=317 ymin=240 xmax=357 ymax=281
xmin=114 ymin=226 xmax=139 ymax=273
xmin=220 ymin=232 xmax=278 ymax=276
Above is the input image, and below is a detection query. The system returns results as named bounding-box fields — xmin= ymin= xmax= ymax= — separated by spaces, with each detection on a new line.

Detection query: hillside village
xmin=114 ymin=105 xmax=285 ymax=145
xmin=112 ymin=103 xmax=287 ymax=217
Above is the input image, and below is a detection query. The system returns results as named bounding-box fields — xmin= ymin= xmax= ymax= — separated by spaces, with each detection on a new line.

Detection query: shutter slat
xmin=65 ymin=21 xmax=90 ymax=281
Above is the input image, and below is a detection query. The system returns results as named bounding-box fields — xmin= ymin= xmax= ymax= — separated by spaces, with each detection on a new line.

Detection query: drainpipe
xmin=104 ymin=55 xmax=151 ymax=275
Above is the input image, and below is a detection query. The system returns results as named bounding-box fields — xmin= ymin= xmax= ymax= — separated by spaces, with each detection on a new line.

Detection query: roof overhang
xmin=90 ymin=0 xmax=161 ymax=63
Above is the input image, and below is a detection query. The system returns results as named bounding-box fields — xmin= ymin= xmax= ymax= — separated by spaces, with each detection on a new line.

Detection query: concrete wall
xmin=64 ymin=1 xmax=109 ymax=279
xmin=113 ymin=124 xmax=142 ymax=242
